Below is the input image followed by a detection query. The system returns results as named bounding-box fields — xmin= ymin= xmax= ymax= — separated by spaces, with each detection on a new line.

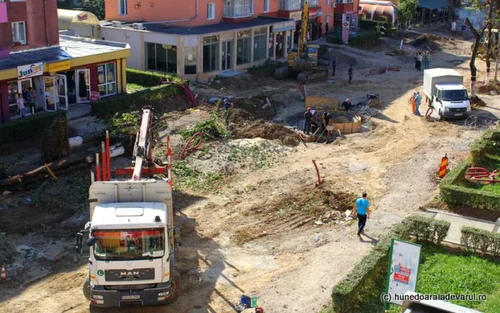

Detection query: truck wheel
xmin=165 ymin=272 xmax=181 ymax=305
xmin=83 ymin=275 xmax=91 ymax=300
xmin=439 ymin=110 xmax=445 ymax=121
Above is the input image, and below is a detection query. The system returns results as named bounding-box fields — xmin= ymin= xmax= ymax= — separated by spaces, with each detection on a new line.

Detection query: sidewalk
xmin=423 ymin=209 xmax=499 ymax=245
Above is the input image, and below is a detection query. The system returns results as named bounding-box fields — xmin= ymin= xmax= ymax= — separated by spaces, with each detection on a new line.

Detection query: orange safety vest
xmin=410 ymin=97 xmax=416 ymax=113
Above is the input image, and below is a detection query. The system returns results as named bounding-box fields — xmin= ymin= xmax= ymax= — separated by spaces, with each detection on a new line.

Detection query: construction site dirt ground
xmin=1 ymin=31 xmax=500 ymax=313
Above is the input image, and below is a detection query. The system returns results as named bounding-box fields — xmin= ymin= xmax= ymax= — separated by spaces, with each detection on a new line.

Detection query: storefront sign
xmin=77 ymin=13 xmax=88 ymax=21
xmin=18 ymin=62 xmax=43 ymax=79
xmin=289 ymin=11 xmax=302 ymax=21
xmin=272 ymin=21 xmax=296 ymax=33
xmin=385 ymin=240 xmax=422 ymax=305
xmin=309 ymin=9 xmax=318 ymax=19
xmin=90 ymin=91 xmax=100 ymax=102
xmin=48 ymin=61 xmax=71 ymax=73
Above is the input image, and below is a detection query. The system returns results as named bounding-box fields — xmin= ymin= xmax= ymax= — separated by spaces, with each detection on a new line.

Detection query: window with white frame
xmin=326 ymin=0 xmax=330 ymax=5
xmin=207 ymin=3 xmax=215 ymax=20
xmin=264 ymin=0 xmax=269 ymax=12
xmin=12 ymin=21 xmax=26 ymax=45
xmin=118 ymin=0 xmax=128 ymax=15
xmin=97 ymin=63 xmax=117 ymax=97
xmin=279 ymin=0 xmax=301 ymax=11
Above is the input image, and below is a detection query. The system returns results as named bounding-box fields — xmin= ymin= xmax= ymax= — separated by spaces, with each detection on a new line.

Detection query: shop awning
xmin=418 ymin=0 xmax=447 ymax=10
xmin=359 ymin=1 xmax=397 ymax=24
xmin=58 ymin=9 xmax=100 ymax=30
xmin=0 ymin=35 xmax=130 ymax=81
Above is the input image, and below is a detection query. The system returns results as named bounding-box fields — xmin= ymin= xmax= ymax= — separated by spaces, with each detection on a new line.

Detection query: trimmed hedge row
xmin=439 ymin=131 xmax=500 ymax=211
xmin=331 ymin=215 xmax=450 ymax=313
xmin=91 ymin=85 xmax=183 ymax=119
xmin=402 ymin=215 xmax=451 ymax=244
xmin=461 ymin=226 xmax=500 ymax=257
xmin=349 ymin=31 xmax=381 ymax=48
xmin=126 ymin=68 xmax=181 ymax=87
xmin=0 ymin=111 xmax=67 ymax=145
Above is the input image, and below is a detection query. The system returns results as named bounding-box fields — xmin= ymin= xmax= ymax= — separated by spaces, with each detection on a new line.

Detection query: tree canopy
xmin=81 ymin=0 xmax=104 ymax=20
xmin=397 ymin=0 xmax=418 ymax=29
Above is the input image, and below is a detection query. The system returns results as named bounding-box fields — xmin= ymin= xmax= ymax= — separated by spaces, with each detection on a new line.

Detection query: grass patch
xmin=126 ymin=83 xmax=147 ymax=93
xmin=178 ymin=110 xmax=229 ymax=141
xmin=386 ymin=243 xmax=500 ymax=312
xmin=172 ymin=160 xmax=224 ymax=192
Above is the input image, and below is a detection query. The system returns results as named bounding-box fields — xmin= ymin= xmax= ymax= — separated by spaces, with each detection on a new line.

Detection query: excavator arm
xmin=298 ymin=1 xmax=309 ymax=56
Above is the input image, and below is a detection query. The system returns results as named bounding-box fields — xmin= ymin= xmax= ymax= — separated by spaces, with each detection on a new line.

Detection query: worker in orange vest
xmin=410 ymin=91 xmax=417 ymax=114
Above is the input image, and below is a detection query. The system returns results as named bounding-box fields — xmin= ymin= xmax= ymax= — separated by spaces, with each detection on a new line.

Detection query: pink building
xmin=102 ymin=0 xmax=337 ymax=79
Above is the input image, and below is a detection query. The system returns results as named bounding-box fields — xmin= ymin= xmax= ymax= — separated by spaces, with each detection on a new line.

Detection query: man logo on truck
xmin=121 ymin=271 xmax=140 ymax=278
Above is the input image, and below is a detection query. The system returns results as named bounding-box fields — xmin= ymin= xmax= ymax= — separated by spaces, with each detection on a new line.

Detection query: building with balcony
xmin=0 ymin=0 xmax=130 ymax=123
xmin=101 ymin=0 xmax=334 ymax=80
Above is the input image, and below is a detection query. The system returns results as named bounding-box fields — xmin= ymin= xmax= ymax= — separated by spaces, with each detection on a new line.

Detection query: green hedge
xmin=327 ymin=34 xmax=344 ymax=44
xmin=0 ymin=111 xmax=67 ymax=145
xmin=91 ymin=85 xmax=183 ymax=119
xmin=461 ymin=226 xmax=500 ymax=257
xmin=126 ymin=68 xmax=182 ymax=87
xmin=349 ymin=31 xmax=381 ymax=48
xmin=402 ymin=215 xmax=451 ymax=244
xmin=469 ymin=130 xmax=500 ymax=167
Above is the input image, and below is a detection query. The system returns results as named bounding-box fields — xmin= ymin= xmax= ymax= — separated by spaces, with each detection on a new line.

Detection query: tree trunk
xmin=465 ymin=18 xmax=488 ymax=97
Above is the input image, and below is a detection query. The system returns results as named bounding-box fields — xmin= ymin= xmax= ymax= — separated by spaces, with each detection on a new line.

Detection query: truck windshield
xmin=92 ymin=229 xmax=165 ymax=260
xmin=442 ymin=90 xmax=468 ymax=101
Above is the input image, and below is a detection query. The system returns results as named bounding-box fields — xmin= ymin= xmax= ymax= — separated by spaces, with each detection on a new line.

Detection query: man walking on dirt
xmin=414 ymin=91 xmax=422 ymax=116
xmin=348 ymin=64 xmax=353 ymax=84
xmin=304 ymin=107 xmax=313 ymax=134
xmin=352 ymin=192 xmax=371 ymax=236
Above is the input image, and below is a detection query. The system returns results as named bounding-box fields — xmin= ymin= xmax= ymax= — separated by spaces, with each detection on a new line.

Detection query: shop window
xmin=237 ymin=30 xmax=251 ymax=65
xmin=97 ymin=63 xmax=116 ymax=97
xmin=203 ymin=35 xmax=219 ymax=73
xmin=279 ymin=0 xmax=301 ymax=11
xmin=7 ymin=79 xmax=32 ymax=119
xmin=119 ymin=0 xmax=128 ymax=15
xmin=254 ymin=28 xmax=267 ymax=61
xmin=184 ymin=46 xmax=197 ymax=75
xmin=146 ymin=42 xmax=177 ymax=73
xmin=12 ymin=21 xmax=26 ymax=45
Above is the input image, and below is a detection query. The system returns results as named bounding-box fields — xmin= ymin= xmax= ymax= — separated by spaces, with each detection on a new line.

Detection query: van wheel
xmin=83 ymin=275 xmax=91 ymax=300
xmin=165 ymin=272 xmax=181 ymax=305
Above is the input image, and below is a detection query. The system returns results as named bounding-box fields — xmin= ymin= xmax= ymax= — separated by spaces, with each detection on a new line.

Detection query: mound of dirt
xmin=231 ymin=120 xmax=300 ymax=146
xmin=410 ymin=34 xmax=441 ymax=51
xmin=477 ymin=81 xmax=500 ymax=95
xmin=231 ymin=95 xmax=283 ymax=121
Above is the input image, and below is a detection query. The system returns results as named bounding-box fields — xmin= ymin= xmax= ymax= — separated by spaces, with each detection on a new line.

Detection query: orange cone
xmin=438 ymin=155 xmax=449 ymax=178
xmin=1 ymin=264 xmax=6 ymax=282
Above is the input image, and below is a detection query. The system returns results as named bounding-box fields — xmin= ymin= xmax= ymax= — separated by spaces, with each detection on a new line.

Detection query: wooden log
xmin=0 ymin=151 xmax=88 ymax=187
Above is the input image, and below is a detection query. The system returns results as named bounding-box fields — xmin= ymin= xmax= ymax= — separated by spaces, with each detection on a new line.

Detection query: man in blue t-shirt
xmin=352 ymin=192 xmax=371 ymax=236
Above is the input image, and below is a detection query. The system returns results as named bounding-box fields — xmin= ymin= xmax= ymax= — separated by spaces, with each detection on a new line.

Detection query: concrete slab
xmin=41 ymin=245 xmax=65 ymax=262
xmin=431 ymin=210 xmax=497 ymax=245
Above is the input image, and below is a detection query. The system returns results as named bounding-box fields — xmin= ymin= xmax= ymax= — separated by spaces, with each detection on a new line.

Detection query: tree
xmin=82 ymin=0 xmax=105 ymax=20
xmin=397 ymin=0 xmax=419 ymax=30
xmin=465 ymin=0 xmax=498 ymax=95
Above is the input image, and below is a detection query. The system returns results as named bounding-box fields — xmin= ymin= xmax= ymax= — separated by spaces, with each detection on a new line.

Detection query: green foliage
xmin=402 ymin=215 xmax=451 ymax=244
xmin=228 ymin=145 xmax=274 ymax=170
xmin=0 ymin=111 xmax=67 ymax=145
xmin=461 ymin=226 xmax=500 ymax=257
xmin=178 ymin=110 xmax=229 ymax=141
xmin=81 ymin=0 xmax=104 ymax=20
xmin=326 ymin=34 xmax=343 ymax=45
xmin=349 ymin=31 xmax=381 ymax=48
xmin=247 ymin=61 xmax=284 ymax=76
xmin=397 ymin=0 xmax=418 ymax=29
xmin=91 ymin=85 xmax=182 ymax=119
xmin=126 ymin=68 xmax=182 ymax=87
xmin=172 ymin=160 xmax=223 ymax=191
xmin=417 ymin=243 xmax=500 ymax=310
xmin=469 ymin=130 xmax=500 ymax=168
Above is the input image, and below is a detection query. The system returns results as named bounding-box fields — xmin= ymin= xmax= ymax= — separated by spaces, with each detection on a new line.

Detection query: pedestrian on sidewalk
xmin=352 ymin=192 xmax=371 ymax=236
xmin=348 ymin=64 xmax=353 ymax=84
xmin=304 ymin=107 xmax=313 ymax=134
xmin=331 ymin=57 xmax=336 ymax=77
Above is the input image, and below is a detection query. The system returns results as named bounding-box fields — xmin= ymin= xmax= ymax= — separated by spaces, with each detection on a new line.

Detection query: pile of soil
xmin=470 ymin=96 xmax=486 ymax=107
xmin=410 ymin=34 xmax=441 ymax=51
xmin=232 ymin=95 xmax=283 ymax=121
xmin=232 ymin=120 xmax=300 ymax=146
xmin=477 ymin=81 xmax=500 ymax=95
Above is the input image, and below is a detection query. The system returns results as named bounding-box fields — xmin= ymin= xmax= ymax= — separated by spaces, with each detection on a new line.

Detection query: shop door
xmin=56 ymin=74 xmax=68 ymax=110
xmin=76 ymin=69 xmax=90 ymax=103
xmin=222 ymin=41 xmax=232 ymax=71
xmin=44 ymin=76 xmax=57 ymax=112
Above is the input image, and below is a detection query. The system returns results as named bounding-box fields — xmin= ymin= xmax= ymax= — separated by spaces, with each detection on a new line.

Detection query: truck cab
xmin=77 ymin=180 xmax=180 ymax=308
xmin=431 ymin=84 xmax=471 ymax=119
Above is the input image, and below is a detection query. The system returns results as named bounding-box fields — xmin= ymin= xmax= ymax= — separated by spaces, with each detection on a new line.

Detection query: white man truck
xmin=76 ymin=107 xmax=180 ymax=308
xmin=423 ymin=68 xmax=471 ymax=119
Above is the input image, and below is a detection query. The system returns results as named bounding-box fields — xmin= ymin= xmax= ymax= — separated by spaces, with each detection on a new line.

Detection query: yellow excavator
xmin=274 ymin=1 xmax=329 ymax=82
